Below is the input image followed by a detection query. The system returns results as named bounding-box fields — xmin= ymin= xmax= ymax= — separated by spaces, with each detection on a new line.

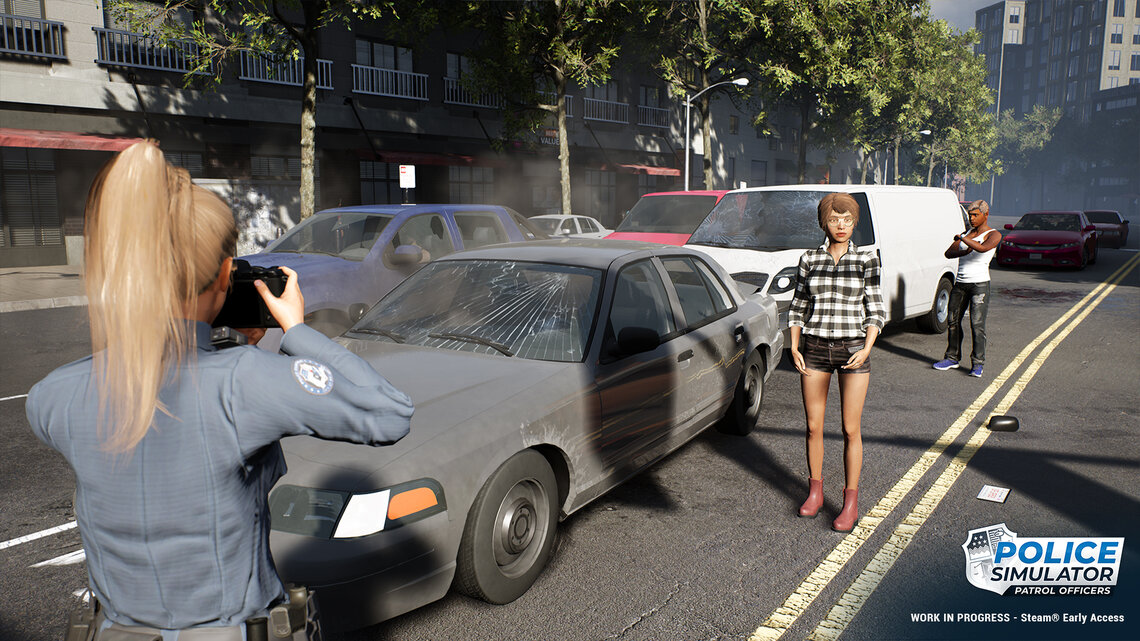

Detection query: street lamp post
xmin=684 ymin=77 xmax=749 ymax=191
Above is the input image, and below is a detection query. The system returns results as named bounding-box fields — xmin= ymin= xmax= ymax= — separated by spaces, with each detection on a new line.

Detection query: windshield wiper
xmin=428 ymin=332 xmax=514 ymax=357
xmin=350 ymin=328 xmax=405 ymax=343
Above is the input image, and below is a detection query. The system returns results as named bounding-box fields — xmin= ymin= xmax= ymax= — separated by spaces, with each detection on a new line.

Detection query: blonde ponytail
xmin=84 ymin=142 xmax=236 ymax=452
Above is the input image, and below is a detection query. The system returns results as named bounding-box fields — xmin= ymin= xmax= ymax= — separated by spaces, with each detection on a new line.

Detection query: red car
xmin=1084 ymin=209 xmax=1130 ymax=248
xmin=606 ymin=190 xmax=728 ymax=245
xmin=997 ymin=210 xmax=1099 ymax=269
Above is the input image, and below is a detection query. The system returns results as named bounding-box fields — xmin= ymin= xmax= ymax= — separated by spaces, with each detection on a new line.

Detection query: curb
xmin=0 ymin=296 xmax=89 ymax=314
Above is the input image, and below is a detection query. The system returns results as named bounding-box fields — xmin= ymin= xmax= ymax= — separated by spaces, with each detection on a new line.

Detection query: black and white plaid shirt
xmin=788 ymin=241 xmax=886 ymax=339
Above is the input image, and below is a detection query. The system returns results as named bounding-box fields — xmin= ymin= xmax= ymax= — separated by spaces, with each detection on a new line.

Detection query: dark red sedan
xmin=1084 ymin=209 xmax=1130 ymax=248
xmin=997 ymin=211 xmax=1099 ymax=269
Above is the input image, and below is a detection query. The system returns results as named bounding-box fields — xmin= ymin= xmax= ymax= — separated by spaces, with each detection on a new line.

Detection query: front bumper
xmin=270 ymin=510 xmax=454 ymax=630
xmin=997 ymin=245 xmax=1083 ymax=267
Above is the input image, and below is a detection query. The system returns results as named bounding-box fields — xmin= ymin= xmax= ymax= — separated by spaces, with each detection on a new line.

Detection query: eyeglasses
xmin=825 ymin=217 xmax=855 ymax=228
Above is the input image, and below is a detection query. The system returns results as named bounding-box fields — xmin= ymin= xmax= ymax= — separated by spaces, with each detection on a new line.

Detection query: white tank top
xmin=957 ymin=229 xmax=997 ymax=283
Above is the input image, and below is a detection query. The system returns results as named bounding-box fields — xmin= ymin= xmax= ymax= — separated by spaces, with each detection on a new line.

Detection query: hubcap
xmin=935 ymin=289 xmax=950 ymax=324
xmin=745 ymin=364 xmax=761 ymax=409
xmin=493 ymin=478 xmax=549 ymax=577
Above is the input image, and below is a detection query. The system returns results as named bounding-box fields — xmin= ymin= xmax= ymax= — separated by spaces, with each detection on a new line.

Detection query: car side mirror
xmin=1004 ymin=224 xmax=1014 ymax=230
xmin=617 ymin=326 xmax=660 ymax=356
xmin=391 ymin=244 xmax=424 ymax=266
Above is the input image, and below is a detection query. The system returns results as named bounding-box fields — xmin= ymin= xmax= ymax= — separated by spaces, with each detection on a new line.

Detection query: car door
xmin=658 ymin=255 xmax=744 ymax=429
xmin=453 ymin=210 xmax=512 ymax=249
xmin=592 ymin=259 xmax=682 ymax=473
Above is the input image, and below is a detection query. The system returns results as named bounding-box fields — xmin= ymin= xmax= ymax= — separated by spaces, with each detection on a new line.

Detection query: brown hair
xmin=816 ymin=192 xmax=860 ymax=228
xmin=966 ymin=200 xmax=989 ymax=215
xmin=84 ymin=142 xmax=237 ymax=452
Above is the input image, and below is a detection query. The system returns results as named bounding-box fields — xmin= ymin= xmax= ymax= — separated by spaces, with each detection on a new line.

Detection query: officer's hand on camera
xmin=256 ymin=266 xmax=305 ymax=332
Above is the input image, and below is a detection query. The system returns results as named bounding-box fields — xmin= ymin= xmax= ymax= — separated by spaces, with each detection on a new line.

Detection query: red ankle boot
xmin=798 ymin=478 xmax=824 ymax=518
xmin=832 ymin=488 xmax=859 ymax=532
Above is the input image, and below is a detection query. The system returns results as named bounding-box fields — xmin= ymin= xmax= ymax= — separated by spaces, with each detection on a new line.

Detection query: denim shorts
xmin=801 ymin=334 xmax=870 ymax=374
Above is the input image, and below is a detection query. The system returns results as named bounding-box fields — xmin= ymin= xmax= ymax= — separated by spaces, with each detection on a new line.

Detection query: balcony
xmin=1 ymin=13 xmax=65 ymax=60
xmin=93 ymin=27 xmax=208 ymax=74
xmin=539 ymin=92 xmax=575 ymax=118
xmin=637 ymin=104 xmax=670 ymax=128
xmin=239 ymin=52 xmax=333 ymax=89
xmin=444 ymin=77 xmax=502 ymax=109
xmin=583 ymin=97 xmax=629 ymax=124
xmin=352 ymin=64 xmax=428 ymax=100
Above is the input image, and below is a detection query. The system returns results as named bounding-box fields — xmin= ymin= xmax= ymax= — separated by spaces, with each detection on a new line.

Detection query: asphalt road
xmin=2 ymin=244 xmax=1137 ymax=641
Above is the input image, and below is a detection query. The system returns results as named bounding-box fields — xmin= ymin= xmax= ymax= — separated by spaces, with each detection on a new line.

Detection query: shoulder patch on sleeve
xmin=292 ymin=359 xmax=334 ymax=395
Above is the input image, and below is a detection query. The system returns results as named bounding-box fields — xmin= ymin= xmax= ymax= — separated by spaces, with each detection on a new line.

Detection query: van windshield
xmin=688 ymin=190 xmax=874 ymax=250
xmin=615 ymin=194 xmax=719 ymax=234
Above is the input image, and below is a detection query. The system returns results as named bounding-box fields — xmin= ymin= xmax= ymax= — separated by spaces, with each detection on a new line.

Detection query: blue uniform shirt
xmin=26 ymin=322 xmax=413 ymax=629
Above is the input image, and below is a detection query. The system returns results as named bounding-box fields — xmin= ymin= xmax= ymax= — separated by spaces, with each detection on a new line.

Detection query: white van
xmin=685 ymin=185 xmax=968 ymax=334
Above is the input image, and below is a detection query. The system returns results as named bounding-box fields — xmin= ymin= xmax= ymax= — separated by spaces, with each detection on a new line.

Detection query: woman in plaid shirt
xmin=787 ymin=192 xmax=886 ymax=532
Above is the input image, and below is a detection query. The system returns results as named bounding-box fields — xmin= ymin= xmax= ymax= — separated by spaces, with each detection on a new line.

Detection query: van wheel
xmin=455 ymin=450 xmax=558 ymax=604
xmin=718 ymin=350 xmax=765 ymax=436
xmin=917 ymin=277 xmax=952 ymax=334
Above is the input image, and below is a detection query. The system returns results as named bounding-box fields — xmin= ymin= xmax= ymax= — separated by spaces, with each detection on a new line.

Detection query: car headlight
xmin=767 ymin=267 xmax=799 ymax=295
xmin=732 ymin=272 xmax=769 ymax=295
xmin=1058 ymin=242 xmax=1079 ymax=249
xmin=1001 ymin=240 xmax=1015 ymax=247
xmin=270 ymin=479 xmax=446 ymax=539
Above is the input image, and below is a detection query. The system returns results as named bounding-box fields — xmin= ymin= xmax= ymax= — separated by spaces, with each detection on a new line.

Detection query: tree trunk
xmin=796 ymin=96 xmax=810 ymax=183
xmin=557 ymin=72 xmax=571 ymax=215
xmin=893 ymin=136 xmax=900 ymax=185
xmin=926 ymin=146 xmax=935 ymax=186
xmin=298 ymin=5 xmax=319 ymax=221
xmin=698 ymin=0 xmax=713 ymax=190
xmin=859 ymin=150 xmax=871 ymax=183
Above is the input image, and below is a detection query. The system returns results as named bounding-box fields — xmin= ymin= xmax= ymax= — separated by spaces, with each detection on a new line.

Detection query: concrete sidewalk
xmin=0 ymin=265 xmax=87 ymax=313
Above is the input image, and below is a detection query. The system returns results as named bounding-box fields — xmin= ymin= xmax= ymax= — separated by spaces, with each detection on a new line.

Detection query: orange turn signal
xmin=387 ymin=486 xmax=439 ymax=521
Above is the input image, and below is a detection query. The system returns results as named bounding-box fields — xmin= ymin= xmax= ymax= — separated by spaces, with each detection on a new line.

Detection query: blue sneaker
xmin=933 ymin=359 xmax=959 ymax=370
xmin=970 ymin=365 xmax=983 ymax=377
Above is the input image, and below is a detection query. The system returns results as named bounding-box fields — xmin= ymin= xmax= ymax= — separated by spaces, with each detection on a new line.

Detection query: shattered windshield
xmin=269 ymin=212 xmax=393 ymax=261
xmin=615 ymin=195 xmax=718 ymax=234
xmin=688 ymin=190 xmax=874 ymax=250
xmin=350 ymin=259 xmax=602 ymax=362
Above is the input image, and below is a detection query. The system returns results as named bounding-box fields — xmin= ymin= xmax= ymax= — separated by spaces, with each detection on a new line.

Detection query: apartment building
xmin=973 ymin=0 xmax=1139 ymax=215
xmin=0 ymin=1 xmax=824 ymax=267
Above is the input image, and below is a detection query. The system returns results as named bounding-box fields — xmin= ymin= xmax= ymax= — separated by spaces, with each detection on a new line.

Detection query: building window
xmin=584 ymin=170 xmax=615 ymax=224
xmin=750 ymin=160 xmax=768 ymax=187
xmin=979 ymin=13 xmax=987 ymax=30
xmin=1136 ymin=0 xmax=1140 ymax=17
xmin=1065 ymin=80 xmax=1078 ymax=102
xmin=1009 ymin=6 xmax=1020 ymax=23
xmin=1052 ymin=35 xmax=1063 ymax=55
xmin=446 ymin=52 xmax=472 ymax=79
xmin=587 ymin=81 xmax=619 ymax=102
xmin=0 ymin=148 xmax=60 ymax=249
xmin=1109 ymin=49 xmax=1121 ymax=70
xmin=1021 ymin=95 xmax=1031 ymax=112
xmin=1111 ymin=23 xmax=1123 ymax=44
xmin=1133 ymin=25 xmax=1140 ymax=45
xmin=251 ymin=155 xmax=318 ymax=180
xmin=1090 ymin=25 xmax=1102 ymax=46
xmin=356 ymin=41 xmax=412 ymax=71
xmin=639 ymin=85 xmax=663 ymax=108
xmin=1109 ymin=76 xmax=1120 ymax=88
xmin=4 ymin=0 xmax=44 ymax=18
xmin=1130 ymin=78 xmax=1139 ymax=85
xmin=1068 ymin=57 xmax=1080 ymax=77
xmin=1072 ymin=5 xmax=1083 ymax=25
xmin=1008 ymin=28 xmax=1019 ymax=43
xmin=637 ymin=174 xmax=659 ymax=197
xmin=729 ymin=115 xmax=739 ymax=135
xmin=1025 ymin=49 xmax=1034 ymax=67
xmin=1050 ymin=60 xmax=1061 ymax=80
xmin=449 ymin=166 xmax=494 ymax=203
xmin=726 ymin=156 xmax=735 ymax=187
xmin=360 ymin=161 xmax=404 ymax=205
xmin=1088 ymin=51 xmax=1101 ymax=72
xmin=164 ymin=151 xmax=205 ymax=178
xmin=1112 ymin=0 xmax=1124 ymax=17
xmin=1070 ymin=32 xmax=1081 ymax=51
xmin=1131 ymin=54 xmax=1140 ymax=71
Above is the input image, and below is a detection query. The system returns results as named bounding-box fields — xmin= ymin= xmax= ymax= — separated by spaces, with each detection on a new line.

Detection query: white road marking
xmin=1 ymin=393 xmax=29 ymax=402
xmin=0 ymin=521 xmax=77 ymax=550
xmin=32 ymin=548 xmax=86 ymax=567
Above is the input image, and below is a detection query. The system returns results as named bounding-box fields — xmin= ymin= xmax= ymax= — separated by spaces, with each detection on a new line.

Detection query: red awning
xmin=605 ymin=163 xmax=681 ymax=177
xmin=357 ymin=149 xmax=509 ymax=168
xmin=0 ymin=128 xmax=145 ymax=152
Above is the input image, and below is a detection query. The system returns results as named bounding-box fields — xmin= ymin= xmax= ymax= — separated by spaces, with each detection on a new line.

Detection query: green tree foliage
xmin=107 ymin=1 xmax=398 ymax=220
xmin=449 ymin=0 xmax=648 ymax=215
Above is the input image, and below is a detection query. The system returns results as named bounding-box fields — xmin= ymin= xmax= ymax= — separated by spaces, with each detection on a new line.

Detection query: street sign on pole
xmin=399 ymin=164 xmax=416 ymax=204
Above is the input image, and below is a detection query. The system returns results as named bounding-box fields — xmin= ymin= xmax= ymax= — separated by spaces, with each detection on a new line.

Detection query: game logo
xmin=963 ymin=524 xmax=1123 ymax=596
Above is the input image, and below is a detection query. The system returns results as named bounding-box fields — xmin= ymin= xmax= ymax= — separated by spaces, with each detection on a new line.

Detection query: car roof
xmin=1022 ymin=210 xmax=1083 ymax=215
xmin=724 ymin=184 xmax=956 ymax=195
xmin=641 ymin=190 xmax=730 ymax=198
xmin=316 ymin=204 xmax=507 ymax=217
xmin=1083 ymin=209 xmax=1119 ymax=215
xmin=434 ymin=238 xmax=700 ymax=270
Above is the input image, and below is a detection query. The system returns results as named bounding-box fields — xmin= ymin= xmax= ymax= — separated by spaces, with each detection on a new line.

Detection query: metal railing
xmin=352 ymin=64 xmax=428 ymax=100
xmin=583 ymin=97 xmax=629 ymax=123
xmin=444 ymin=77 xmax=502 ymax=108
xmin=0 ymin=13 xmax=65 ymax=59
xmin=637 ymin=104 xmax=669 ymax=128
xmin=93 ymin=27 xmax=208 ymax=74
xmin=539 ymin=92 xmax=575 ymax=118
xmin=239 ymin=52 xmax=333 ymax=89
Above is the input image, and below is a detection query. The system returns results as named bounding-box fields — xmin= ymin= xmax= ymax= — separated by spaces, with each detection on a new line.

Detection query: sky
xmin=928 ymin=0 xmax=998 ymax=33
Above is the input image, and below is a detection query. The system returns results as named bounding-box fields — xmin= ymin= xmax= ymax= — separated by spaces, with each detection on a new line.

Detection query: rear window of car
xmin=689 ymin=190 xmax=874 ymax=250
xmin=1085 ymin=211 xmax=1121 ymax=224
xmin=615 ymin=195 xmax=719 ymax=234
xmin=529 ymin=217 xmax=561 ymax=234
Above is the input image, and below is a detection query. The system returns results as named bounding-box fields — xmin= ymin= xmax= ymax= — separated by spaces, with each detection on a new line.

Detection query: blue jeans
xmin=944 ymin=280 xmax=990 ymax=368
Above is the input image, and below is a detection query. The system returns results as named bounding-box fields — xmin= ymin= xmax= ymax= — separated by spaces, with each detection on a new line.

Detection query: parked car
xmin=268 ymin=239 xmax=783 ymax=629
xmin=606 ymin=190 xmax=729 ymax=245
xmin=685 ymin=185 xmax=968 ymax=336
xmin=1084 ymin=209 xmax=1129 ymax=248
xmin=528 ymin=214 xmax=612 ymax=238
xmin=997 ymin=210 xmax=1098 ymax=269
xmin=242 ymin=204 xmax=545 ymax=337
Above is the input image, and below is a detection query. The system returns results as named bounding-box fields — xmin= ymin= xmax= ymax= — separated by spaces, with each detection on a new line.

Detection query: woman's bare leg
xmin=837 ymin=372 xmax=870 ymax=489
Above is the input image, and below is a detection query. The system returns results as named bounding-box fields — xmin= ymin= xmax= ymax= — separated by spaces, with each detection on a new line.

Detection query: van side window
xmin=849 ymin=192 xmax=875 ymax=246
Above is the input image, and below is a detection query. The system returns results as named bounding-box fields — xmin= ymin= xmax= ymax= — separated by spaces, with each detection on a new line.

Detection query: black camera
xmin=212 ymin=259 xmax=287 ymax=329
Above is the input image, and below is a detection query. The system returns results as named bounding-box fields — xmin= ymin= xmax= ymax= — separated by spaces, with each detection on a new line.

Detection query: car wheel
xmin=456 ymin=450 xmax=558 ymax=604
xmin=717 ymin=349 xmax=765 ymax=436
xmin=916 ymin=277 xmax=953 ymax=334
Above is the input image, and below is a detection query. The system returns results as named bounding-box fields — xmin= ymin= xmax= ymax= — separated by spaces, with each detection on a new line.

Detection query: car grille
xmin=1012 ymin=243 xmax=1061 ymax=250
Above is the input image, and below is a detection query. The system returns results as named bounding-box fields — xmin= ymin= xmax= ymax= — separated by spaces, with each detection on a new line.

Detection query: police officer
xmin=26 ymin=142 xmax=413 ymax=639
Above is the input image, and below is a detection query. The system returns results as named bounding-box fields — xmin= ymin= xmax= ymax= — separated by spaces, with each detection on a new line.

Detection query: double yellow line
xmin=752 ymin=252 xmax=1140 ymax=641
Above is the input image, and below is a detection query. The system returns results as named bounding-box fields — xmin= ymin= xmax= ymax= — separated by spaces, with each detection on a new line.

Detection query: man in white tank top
xmin=933 ymin=200 xmax=1001 ymax=377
